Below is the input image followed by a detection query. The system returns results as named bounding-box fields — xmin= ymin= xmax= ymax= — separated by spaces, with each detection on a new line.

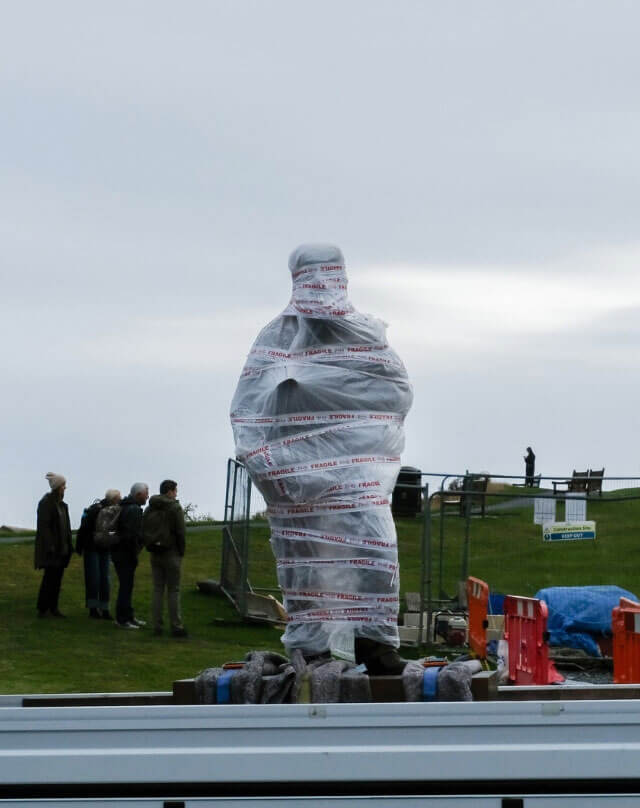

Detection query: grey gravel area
xmin=559 ymin=668 xmax=613 ymax=684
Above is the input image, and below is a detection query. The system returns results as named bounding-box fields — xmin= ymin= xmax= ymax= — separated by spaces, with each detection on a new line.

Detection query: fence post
xmin=419 ymin=482 xmax=430 ymax=654
xmin=460 ymin=477 xmax=472 ymax=584
xmin=240 ymin=475 xmax=252 ymax=618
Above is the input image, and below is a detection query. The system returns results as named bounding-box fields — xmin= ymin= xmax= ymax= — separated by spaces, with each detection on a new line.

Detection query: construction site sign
xmin=543 ymin=521 xmax=596 ymax=542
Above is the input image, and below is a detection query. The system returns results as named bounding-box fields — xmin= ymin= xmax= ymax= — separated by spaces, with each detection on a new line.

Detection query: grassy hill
xmin=1 ymin=489 xmax=638 ymax=694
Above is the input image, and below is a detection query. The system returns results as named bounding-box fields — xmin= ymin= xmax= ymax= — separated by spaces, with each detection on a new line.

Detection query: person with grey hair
xmin=35 ymin=473 xmax=72 ymax=617
xmin=75 ymin=488 xmax=121 ymax=620
xmin=110 ymin=482 xmax=149 ymax=629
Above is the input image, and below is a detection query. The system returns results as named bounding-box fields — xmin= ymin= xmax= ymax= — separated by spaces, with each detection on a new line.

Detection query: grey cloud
xmin=3 ymin=1 xmax=640 ymax=526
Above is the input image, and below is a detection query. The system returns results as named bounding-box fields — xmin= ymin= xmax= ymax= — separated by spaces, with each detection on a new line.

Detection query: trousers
xmin=150 ymin=550 xmax=183 ymax=631
xmin=83 ymin=550 xmax=110 ymax=610
xmin=37 ymin=566 xmax=65 ymax=613
xmin=111 ymin=552 xmax=137 ymax=624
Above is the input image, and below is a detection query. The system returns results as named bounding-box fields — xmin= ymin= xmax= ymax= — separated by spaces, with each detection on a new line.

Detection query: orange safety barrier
xmin=466 ymin=576 xmax=489 ymax=658
xmin=612 ymin=597 xmax=640 ymax=684
xmin=503 ymin=595 xmax=564 ymax=685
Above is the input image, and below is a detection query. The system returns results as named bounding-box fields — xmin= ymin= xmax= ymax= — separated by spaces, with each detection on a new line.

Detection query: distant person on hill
xmin=35 ymin=472 xmax=72 ymax=618
xmin=524 ymin=447 xmax=536 ymax=487
xmin=143 ymin=479 xmax=187 ymax=638
xmin=111 ymin=482 xmax=148 ymax=629
xmin=75 ymin=489 xmax=121 ymax=620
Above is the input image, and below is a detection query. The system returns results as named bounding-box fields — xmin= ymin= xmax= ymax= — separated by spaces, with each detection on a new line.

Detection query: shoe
xmin=50 ymin=610 xmax=66 ymax=618
xmin=89 ymin=608 xmax=101 ymax=619
xmin=100 ymin=610 xmax=113 ymax=620
xmin=115 ymin=621 xmax=140 ymax=630
xmin=171 ymin=627 xmax=188 ymax=638
xmin=131 ymin=618 xmax=146 ymax=627
xmin=354 ymin=637 xmax=408 ymax=675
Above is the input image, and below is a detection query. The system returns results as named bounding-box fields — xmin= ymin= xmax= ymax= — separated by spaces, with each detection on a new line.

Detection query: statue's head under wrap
xmin=285 ymin=243 xmax=352 ymax=318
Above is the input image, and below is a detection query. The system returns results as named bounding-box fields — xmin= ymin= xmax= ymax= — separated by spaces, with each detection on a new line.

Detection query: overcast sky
xmin=2 ymin=1 xmax=639 ymax=528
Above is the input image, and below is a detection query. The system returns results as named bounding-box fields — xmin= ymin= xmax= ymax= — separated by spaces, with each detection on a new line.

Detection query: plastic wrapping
xmin=534 ymin=585 xmax=638 ymax=656
xmin=231 ymin=244 xmax=413 ymax=655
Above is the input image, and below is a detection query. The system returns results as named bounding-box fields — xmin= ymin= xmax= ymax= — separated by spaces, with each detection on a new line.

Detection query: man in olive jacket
xmin=35 ymin=472 xmax=72 ymax=617
xmin=143 ymin=479 xmax=187 ymax=638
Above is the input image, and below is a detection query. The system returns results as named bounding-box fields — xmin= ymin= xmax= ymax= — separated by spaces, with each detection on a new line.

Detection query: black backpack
xmin=143 ymin=507 xmax=172 ymax=553
xmin=75 ymin=500 xmax=101 ymax=554
xmin=93 ymin=504 xmax=122 ymax=550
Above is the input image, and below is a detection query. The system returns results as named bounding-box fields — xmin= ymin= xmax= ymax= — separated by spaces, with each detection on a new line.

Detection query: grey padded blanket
xmin=195 ymin=651 xmax=296 ymax=705
xmin=196 ymin=650 xmax=370 ymax=704
xmin=402 ymin=660 xmax=476 ymax=702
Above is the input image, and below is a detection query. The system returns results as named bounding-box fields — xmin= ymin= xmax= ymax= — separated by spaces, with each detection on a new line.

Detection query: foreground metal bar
xmin=2 ymin=699 xmax=640 ymax=794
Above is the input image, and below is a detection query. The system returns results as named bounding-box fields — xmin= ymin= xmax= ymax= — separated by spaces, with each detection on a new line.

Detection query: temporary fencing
xmin=613 ymin=597 xmax=640 ymax=684
xmin=220 ymin=458 xmax=253 ymax=618
xmin=466 ymin=576 xmax=489 ymax=658
xmin=416 ymin=473 xmax=640 ymax=655
xmin=503 ymin=595 xmax=563 ymax=685
xmin=218 ymin=464 xmax=640 ymax=656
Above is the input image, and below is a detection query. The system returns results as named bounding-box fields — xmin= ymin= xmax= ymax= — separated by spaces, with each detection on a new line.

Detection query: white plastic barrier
xmin=231 ymin=244 xmax=413 ymax=655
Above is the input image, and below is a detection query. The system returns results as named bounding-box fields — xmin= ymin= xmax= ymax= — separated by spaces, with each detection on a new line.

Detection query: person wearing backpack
xmin=75 ymin=489 xmax=120 ymax=620
xmin=111 ymin=482 xmax=149 ymax=629
xmin=143 ymin=479 xmax=187 ymax=638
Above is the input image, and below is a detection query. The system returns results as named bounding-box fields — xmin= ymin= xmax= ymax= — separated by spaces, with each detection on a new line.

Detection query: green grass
xmin=0 ymin=527 xmax=281 ymax=695
xmin=2 ymin=493 xmax=639 ymax=694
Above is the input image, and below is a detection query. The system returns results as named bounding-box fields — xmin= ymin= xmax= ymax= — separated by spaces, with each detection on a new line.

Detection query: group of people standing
xmin=34 ymin=473 xmax=188 ymax=638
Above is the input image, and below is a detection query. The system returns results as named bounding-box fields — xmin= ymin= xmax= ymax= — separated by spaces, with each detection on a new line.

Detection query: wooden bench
xmin=587 ymin=467 xmax=605 ymax=496
xmin=552 ymin=469 xmax=588 ymax=495
xmin=458 ymin=475 xmax=488 ymax=517
xmin=552 ymin=468 xmax=604 ymax=496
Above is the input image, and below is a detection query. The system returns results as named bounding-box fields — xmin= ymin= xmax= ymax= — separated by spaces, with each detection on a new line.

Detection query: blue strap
xmin=422 ymin=667 xmax=439 ymax=701
xmin=216 ymin=670 xmax=236 ymax=704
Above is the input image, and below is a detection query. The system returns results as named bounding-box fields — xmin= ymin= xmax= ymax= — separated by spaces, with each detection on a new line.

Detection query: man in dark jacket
xmin=110 ymin=482 xmax=148 ymax=629
xmin=35 ymin=472 xmax=72 ymax=617
xmin=143 ymin=479 xmax=187 ymax=638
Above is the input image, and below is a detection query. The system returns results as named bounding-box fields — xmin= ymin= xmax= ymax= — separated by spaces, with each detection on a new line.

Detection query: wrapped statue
xmin=230 ymin=244 xmax=413 ymax=673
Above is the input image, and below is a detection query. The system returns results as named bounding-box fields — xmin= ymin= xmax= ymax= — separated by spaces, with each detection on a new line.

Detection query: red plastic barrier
xmin=612 ymin=597 xmax=640 ymax=684
xmin=466 ymin=576 xmax=489 ymax=658
xmin=503 ymin=595 xmax=563 ymax=685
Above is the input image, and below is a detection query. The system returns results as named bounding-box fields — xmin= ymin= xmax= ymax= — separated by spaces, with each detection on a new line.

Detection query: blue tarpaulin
xmin=534 ymin=585 xmax=638 ymax=656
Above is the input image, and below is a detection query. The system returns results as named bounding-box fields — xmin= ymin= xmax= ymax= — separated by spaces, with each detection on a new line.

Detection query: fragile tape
xmin=283 ymin=303 xmax=354 ymax=317
xmin=288 ymin=607 xmax=398 ymax=626
xmin=290 ymin=263 xmax=346 ymax=281
xmin=267 ymin=494 xmax=390 ymax=518
xmin=277 ymin=557 xmax=398 ymax=575
xmin=283 ymin=589 xmax=399 ymax=605
xmin=243 ymin=419 xmax=384 ymax=461
xmin=257 ymin=454 xmax=401 ymax=481
xmin=248 ymin=344 xmax=400 ymax=367
xmin=270 ymin=526 xmax=396 ymax=550
xmin=231 ymin=410 xmax=404 ymax=427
